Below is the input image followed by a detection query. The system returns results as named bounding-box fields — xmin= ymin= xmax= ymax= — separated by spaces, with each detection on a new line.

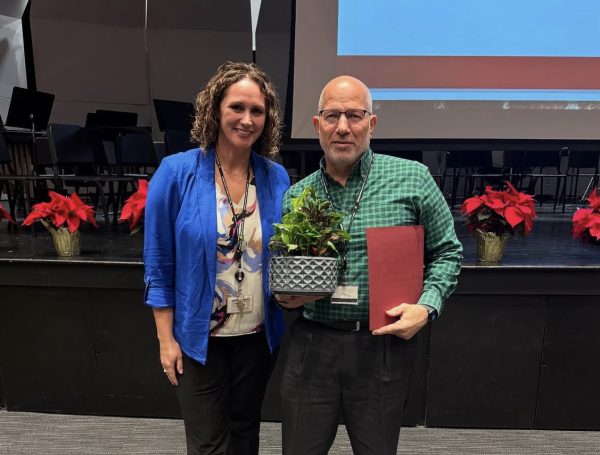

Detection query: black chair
xmin=508 ymin=150 xmax=565 ymax=209
xmin=47 ymin=123 xmax=135 ymax=233
xmin=0 ymin=132 xmax=60 ymax=224
xmin=0 ymin=132 xmax=32 ymax=226
xmin=502 ymin=151 xmax=528 ymax=185
xmin=164 ymin=130 xmax=194 ymax=156
xmin=85 ymin=110 xmax=138 ymax=128
xmin=30 ymin=136 xmax=59 ymax=200
xmin=559 ymin=149 xmax=600 ymax=210
xmin=440 ymin=150 xmax=500 ymax=207
xmin=114 ymin=132 xmax=158 ymax=220
xmin=117 ymin=132 xmax=158 ymax=177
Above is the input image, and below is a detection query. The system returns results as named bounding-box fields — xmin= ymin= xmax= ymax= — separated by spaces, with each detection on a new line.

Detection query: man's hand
xmin=372 ymin=303 xmax=429 ymax=339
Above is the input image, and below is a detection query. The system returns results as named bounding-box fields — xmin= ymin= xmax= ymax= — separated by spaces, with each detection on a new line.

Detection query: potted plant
xmin=118 ymin=179 xmax=148 ymax=235
xmin=460 ymin=181 xmax=537 ymax=262
xmin=268 ymin=186 xmax=350 ymax=295
xmin=22 ymin=190 xmax=97 ymax=256
xmin=572 ymin=189 xmax=600 ymax=243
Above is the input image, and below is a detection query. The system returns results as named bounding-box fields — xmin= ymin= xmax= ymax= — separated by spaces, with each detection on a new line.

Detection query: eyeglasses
xmin=318 ymin=109 xmax=371 ymax=125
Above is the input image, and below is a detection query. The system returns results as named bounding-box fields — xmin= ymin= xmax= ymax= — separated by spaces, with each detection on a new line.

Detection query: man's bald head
xmin=317 ymin=76 xmax=373 ymax=113
xmin=312 ymin=75 xmax=377 ymax=184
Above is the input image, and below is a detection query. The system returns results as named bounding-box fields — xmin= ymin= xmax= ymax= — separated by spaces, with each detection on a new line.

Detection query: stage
xmin=1 ymin=208 xmax=600 ymax=430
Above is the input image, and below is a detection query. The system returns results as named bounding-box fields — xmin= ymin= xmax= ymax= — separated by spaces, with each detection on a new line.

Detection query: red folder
xmin=366 ymin=225 xmax=424 ymax=331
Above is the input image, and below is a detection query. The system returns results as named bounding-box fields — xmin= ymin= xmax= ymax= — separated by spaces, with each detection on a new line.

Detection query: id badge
xmin=226 ymin=295 xmax=253 ymax=314
xmin=331 ymin=285 xmax=359 ymax=305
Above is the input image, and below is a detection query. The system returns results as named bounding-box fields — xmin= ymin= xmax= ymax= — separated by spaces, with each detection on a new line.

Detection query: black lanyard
xmin=215 ymin=152 xmax=250 ymax=285
xmin=320 ymin=154 xmax=374 ymax=276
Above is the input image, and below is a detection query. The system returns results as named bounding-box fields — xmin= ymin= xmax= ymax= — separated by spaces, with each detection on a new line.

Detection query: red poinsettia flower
xmin=119 ymin=179 xmax=148 ymax=233
xmin=0 ymin=203 xmax=16 ymax=224
xmin=461 ymin=181 xmax=537 ymax=236
xmin=66 ymin=192 xmax=98 ymax=232
xmin=572 ymin=189 xmax=600 ymax=242
xmin=588 ymin=188 xmax=600 ymax=211
xmin=502 ymin=181 xmax=537 ymax=233
xmin=47 ymin=191 xmax=69 ymax=227
xmin=22 ymin=190 xmax=98 ymax=233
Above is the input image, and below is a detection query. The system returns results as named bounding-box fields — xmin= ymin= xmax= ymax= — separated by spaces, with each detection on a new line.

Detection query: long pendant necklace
xmin=320 ymin=154 xmax=374 ymax=284
xmin=215 ymin=152 xmax=251 ymax=303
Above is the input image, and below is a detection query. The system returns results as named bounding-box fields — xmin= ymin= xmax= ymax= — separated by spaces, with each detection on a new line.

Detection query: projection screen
xmin=291 ymin=0 xmax=600 ymax=140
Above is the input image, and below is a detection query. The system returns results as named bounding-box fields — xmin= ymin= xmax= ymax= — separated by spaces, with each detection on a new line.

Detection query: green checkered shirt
xmin=282 ymin=148 xmax=462 ymax=322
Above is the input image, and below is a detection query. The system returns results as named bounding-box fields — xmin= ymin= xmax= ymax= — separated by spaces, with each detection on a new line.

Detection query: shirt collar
xmin=319 ymin=148 xmax=374 ymax=183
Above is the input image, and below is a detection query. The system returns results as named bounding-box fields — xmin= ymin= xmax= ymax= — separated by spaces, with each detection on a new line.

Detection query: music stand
xmin=153 ymin=99 xmax=194 ymax=132
xmin=93 ymin=109 xmax=138 ymax=127
xmin=6 ymin=86 xmax=55 ymax=131
xmin=85 ymin=112 xmax=99 ymax=127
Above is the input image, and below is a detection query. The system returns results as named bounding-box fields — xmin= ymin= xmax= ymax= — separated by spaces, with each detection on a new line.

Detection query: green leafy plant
xmin=269 ymin=186 xmax=350 ymax=257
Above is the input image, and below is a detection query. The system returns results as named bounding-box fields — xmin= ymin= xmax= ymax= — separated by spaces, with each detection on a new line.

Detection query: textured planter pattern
xmin=269 ymin=256 xmax=338 ymax=295
xmin=475 ymin=229 xmax=508 ymax=263
xmin=41 ymin=220 xmax=81 ymax=257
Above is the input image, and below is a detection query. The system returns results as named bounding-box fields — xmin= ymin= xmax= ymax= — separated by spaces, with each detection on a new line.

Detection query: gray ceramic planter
xmin=269 ymin=256 xmax=339 ymax=295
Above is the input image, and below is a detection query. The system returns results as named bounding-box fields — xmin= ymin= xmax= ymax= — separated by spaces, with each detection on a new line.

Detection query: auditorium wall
xmin=22 ymin=0 xmax=290 ymax=138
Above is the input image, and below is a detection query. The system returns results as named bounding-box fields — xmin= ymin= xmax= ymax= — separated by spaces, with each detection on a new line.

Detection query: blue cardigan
xmin=143 ymin=147 xmax=290 ymax=364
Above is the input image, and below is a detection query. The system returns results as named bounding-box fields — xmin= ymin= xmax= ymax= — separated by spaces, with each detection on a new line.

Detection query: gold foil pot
xmin=474 ymin=229 xmax=508 ymax=263
xmin=41 ymin=219 xmax=81 ymax=257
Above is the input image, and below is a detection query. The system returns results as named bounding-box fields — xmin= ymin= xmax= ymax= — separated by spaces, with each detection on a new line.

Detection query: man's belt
xmin=308 ymin=319 xmax=367 ymax=332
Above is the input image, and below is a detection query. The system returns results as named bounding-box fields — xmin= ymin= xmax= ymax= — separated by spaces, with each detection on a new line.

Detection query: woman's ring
xmin=163 ymin=369 xmax=168 ymax=373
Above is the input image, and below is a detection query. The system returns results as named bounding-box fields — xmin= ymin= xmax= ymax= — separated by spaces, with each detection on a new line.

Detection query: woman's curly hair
xmin=191 ymin=61 xmax=282 ymax=159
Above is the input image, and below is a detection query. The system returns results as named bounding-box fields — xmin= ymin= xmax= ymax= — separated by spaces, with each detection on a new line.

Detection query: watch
xmin=422 ymin=305 xmax=438 ymax=322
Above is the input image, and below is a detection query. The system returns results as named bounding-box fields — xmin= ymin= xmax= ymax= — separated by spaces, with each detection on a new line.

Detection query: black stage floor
xmin=0 ymin=206 xmax=598 ymax=268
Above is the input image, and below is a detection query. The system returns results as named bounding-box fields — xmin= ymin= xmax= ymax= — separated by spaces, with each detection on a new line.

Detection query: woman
xmin=144 ymin=61 xmax=290 ymax=455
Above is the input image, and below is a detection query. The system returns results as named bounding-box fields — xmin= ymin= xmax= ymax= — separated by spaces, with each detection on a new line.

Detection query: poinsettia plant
xmin=0 ymin=203 xmax=16 ymax=224
xmin=22 ymin=190 xmax=98 ymax=233
xmin=118 ymin=179 xmax=148 ymax=234
xmin=572 ymin=189 xmax=600 ymax=242
xmin=460 ymin=181 xmax=537 ymax=236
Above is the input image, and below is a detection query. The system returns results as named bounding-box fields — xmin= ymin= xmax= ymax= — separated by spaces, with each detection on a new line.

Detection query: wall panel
xmin=30 ymin=1 xmax=147 ymax=125
xmin=255 ymin=0 xmax=292 ymax=121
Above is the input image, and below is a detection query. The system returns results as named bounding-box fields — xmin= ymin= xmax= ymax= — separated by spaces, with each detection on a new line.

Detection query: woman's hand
xmin=159 ymin=338 xmax=183 ymax=386
xmin=152 ymin=307 xmax=183 ymax=386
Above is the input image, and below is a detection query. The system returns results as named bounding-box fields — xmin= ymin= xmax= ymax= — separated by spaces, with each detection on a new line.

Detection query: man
xmin=275 ymin=75 xmax=462 ymax=455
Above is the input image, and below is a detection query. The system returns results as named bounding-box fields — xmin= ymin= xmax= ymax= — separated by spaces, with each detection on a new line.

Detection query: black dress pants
xmin=175 ymin=332 xmax=275 ymax=455
xmin=281 ymin=318 xmax=419 ymax=455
